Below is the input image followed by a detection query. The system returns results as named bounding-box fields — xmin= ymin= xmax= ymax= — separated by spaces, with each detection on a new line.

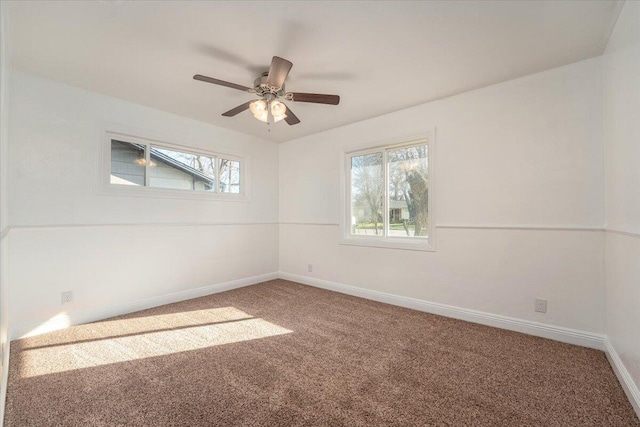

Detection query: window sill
xmin=339 ymin=237 xmax=435 ymax=252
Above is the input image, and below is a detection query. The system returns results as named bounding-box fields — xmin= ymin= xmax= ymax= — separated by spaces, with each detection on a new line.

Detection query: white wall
xmin=603 ymin=0 xmax=640 ymax=414
xmin=280 ymin=58 xmax=605 ymax=334
xmin=7 ymin=72 xmax=280 ymax=337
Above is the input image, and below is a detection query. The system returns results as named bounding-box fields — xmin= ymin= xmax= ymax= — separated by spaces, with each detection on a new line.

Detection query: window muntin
xmin=107 ymin=134 xmax=244 ymax=197
xmin=346 ymin=138 xmax=431 ymax=247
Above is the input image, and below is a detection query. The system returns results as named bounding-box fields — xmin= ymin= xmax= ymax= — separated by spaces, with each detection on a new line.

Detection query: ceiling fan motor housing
xmin=254 ymin=73 xmax=286 ymax=98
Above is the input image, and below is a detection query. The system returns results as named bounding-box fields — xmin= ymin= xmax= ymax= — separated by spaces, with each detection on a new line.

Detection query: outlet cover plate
xmin=535 ymin=298 xmax=547 ymax=313
xmin=61 ymin=291 xmax=73 ymax=304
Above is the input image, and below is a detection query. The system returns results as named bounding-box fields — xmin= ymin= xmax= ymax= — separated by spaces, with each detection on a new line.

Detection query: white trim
xmin=8 ymin=222 xmax=278 ymax=232
xmin=279 ymin=222 xmax=340 ymax=226
xmin=606 ymin=228 xmax=640 ymax=239
xmin=437 ymin=224 xmax=604 ymax=232
xmin=605 ymin=337 xmax=640 ymax=419
xmin=340 ymin=237 xmax=435 ymax=252
xmin=5 ymin=223 xmax=612 ymax=233
xmin=281 ymin=223 xmax=604 ymax=231
xmin=11 ymin=272 xmax=279 ymax=340
xmin=278 ymin=272 xmax=605 ymax=350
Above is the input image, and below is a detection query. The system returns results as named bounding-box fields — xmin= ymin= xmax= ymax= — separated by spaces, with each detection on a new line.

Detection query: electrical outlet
xmin=61 ymin=291 xmax=73 ymax=305
xmin=308 ymin=264 xmax=313 ymax=273
xmin=535 ymin=298 xmax=547 ymax=313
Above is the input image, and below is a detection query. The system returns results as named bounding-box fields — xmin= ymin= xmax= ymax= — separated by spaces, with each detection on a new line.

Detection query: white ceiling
xmin=7 ymin=1 xmax=622 ymax=143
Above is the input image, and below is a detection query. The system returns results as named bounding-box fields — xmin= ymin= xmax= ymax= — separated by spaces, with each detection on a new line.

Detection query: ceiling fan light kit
xmin=248 ymin=98 xmax=287 ymax=123
xmin=194 ymin=56 xmax=340 ymax=126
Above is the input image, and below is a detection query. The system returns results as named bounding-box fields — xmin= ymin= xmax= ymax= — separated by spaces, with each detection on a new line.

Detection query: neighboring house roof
xmin=389 ymin=200 xmax=408 ymax=209
xmin=129 ymin=142 xmax=214 ymax=184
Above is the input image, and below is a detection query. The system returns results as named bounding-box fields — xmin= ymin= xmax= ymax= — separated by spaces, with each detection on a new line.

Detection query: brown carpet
xmin=5 ymin=279 xmax=639 ymax=426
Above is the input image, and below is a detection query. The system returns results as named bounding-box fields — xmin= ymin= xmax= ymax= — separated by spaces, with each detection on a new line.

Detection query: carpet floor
xmin=5 ymin=279 xmax=639 ymax=426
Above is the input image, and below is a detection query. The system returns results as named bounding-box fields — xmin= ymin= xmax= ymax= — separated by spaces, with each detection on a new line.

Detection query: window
xmin=105 ymin=132 xmax=245 ymax=199
xmin=344 ymin=136 xmax=434 ymax=251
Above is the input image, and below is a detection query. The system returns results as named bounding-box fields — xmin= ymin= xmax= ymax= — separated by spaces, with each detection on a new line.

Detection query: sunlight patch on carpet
xmin=19 ymin=310 xmax=292 ymax=378
xmin=21 ymin=306 xmax=257 ymax=348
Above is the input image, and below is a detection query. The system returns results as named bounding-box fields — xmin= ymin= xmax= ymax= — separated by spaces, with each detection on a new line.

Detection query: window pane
xmin=350 ymin=152 xmax=384 ymax=235
xmin=387 ymin=145 xmax=428 ymax=238
xmin=110 ymin=140 xmax=146 ymax=186
xmin=149 ymin=146 xmax=216 ymax=192
xmin=220 ymin=159 xmax=241 ymax=193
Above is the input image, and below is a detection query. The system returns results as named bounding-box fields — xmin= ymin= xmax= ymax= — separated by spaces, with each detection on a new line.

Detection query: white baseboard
xmin=605 ymin=338 xmax=640 ymax=419
xmin=279 ymin=272 xmax=605 ymax=351
xmin=11 ymin=272 xmax=279 ymax=340
xmin=10 ymin=270 xmax=607 ymax=349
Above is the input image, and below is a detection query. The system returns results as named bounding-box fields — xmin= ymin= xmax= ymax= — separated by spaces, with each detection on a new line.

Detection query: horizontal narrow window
xmin=105 ymin=132 xmax=245 ymax=199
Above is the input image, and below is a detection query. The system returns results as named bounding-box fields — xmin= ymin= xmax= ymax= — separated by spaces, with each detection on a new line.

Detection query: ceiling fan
xmin=194 ymin=56 xmax=340 ymax=126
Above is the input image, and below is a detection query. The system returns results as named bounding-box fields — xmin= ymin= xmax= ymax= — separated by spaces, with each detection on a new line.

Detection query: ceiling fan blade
xmin=284 ymin=105 xmax=301 ymax=125
xmin=221 ymin=101 xmax=252 ymax=117
xmin=289 ymin=92 xmax=340 ymax=105
xmin=193 ymin=74 xmax=251 ymax=92
xmin=266 ymin=56 xmax=293 ymax=89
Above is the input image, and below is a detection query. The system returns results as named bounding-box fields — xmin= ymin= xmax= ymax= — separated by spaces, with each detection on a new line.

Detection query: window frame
xmin=100 ymin=131 xmax=249 ymax=201
xmin=340 ymin=133 xmax=435 ymax=252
